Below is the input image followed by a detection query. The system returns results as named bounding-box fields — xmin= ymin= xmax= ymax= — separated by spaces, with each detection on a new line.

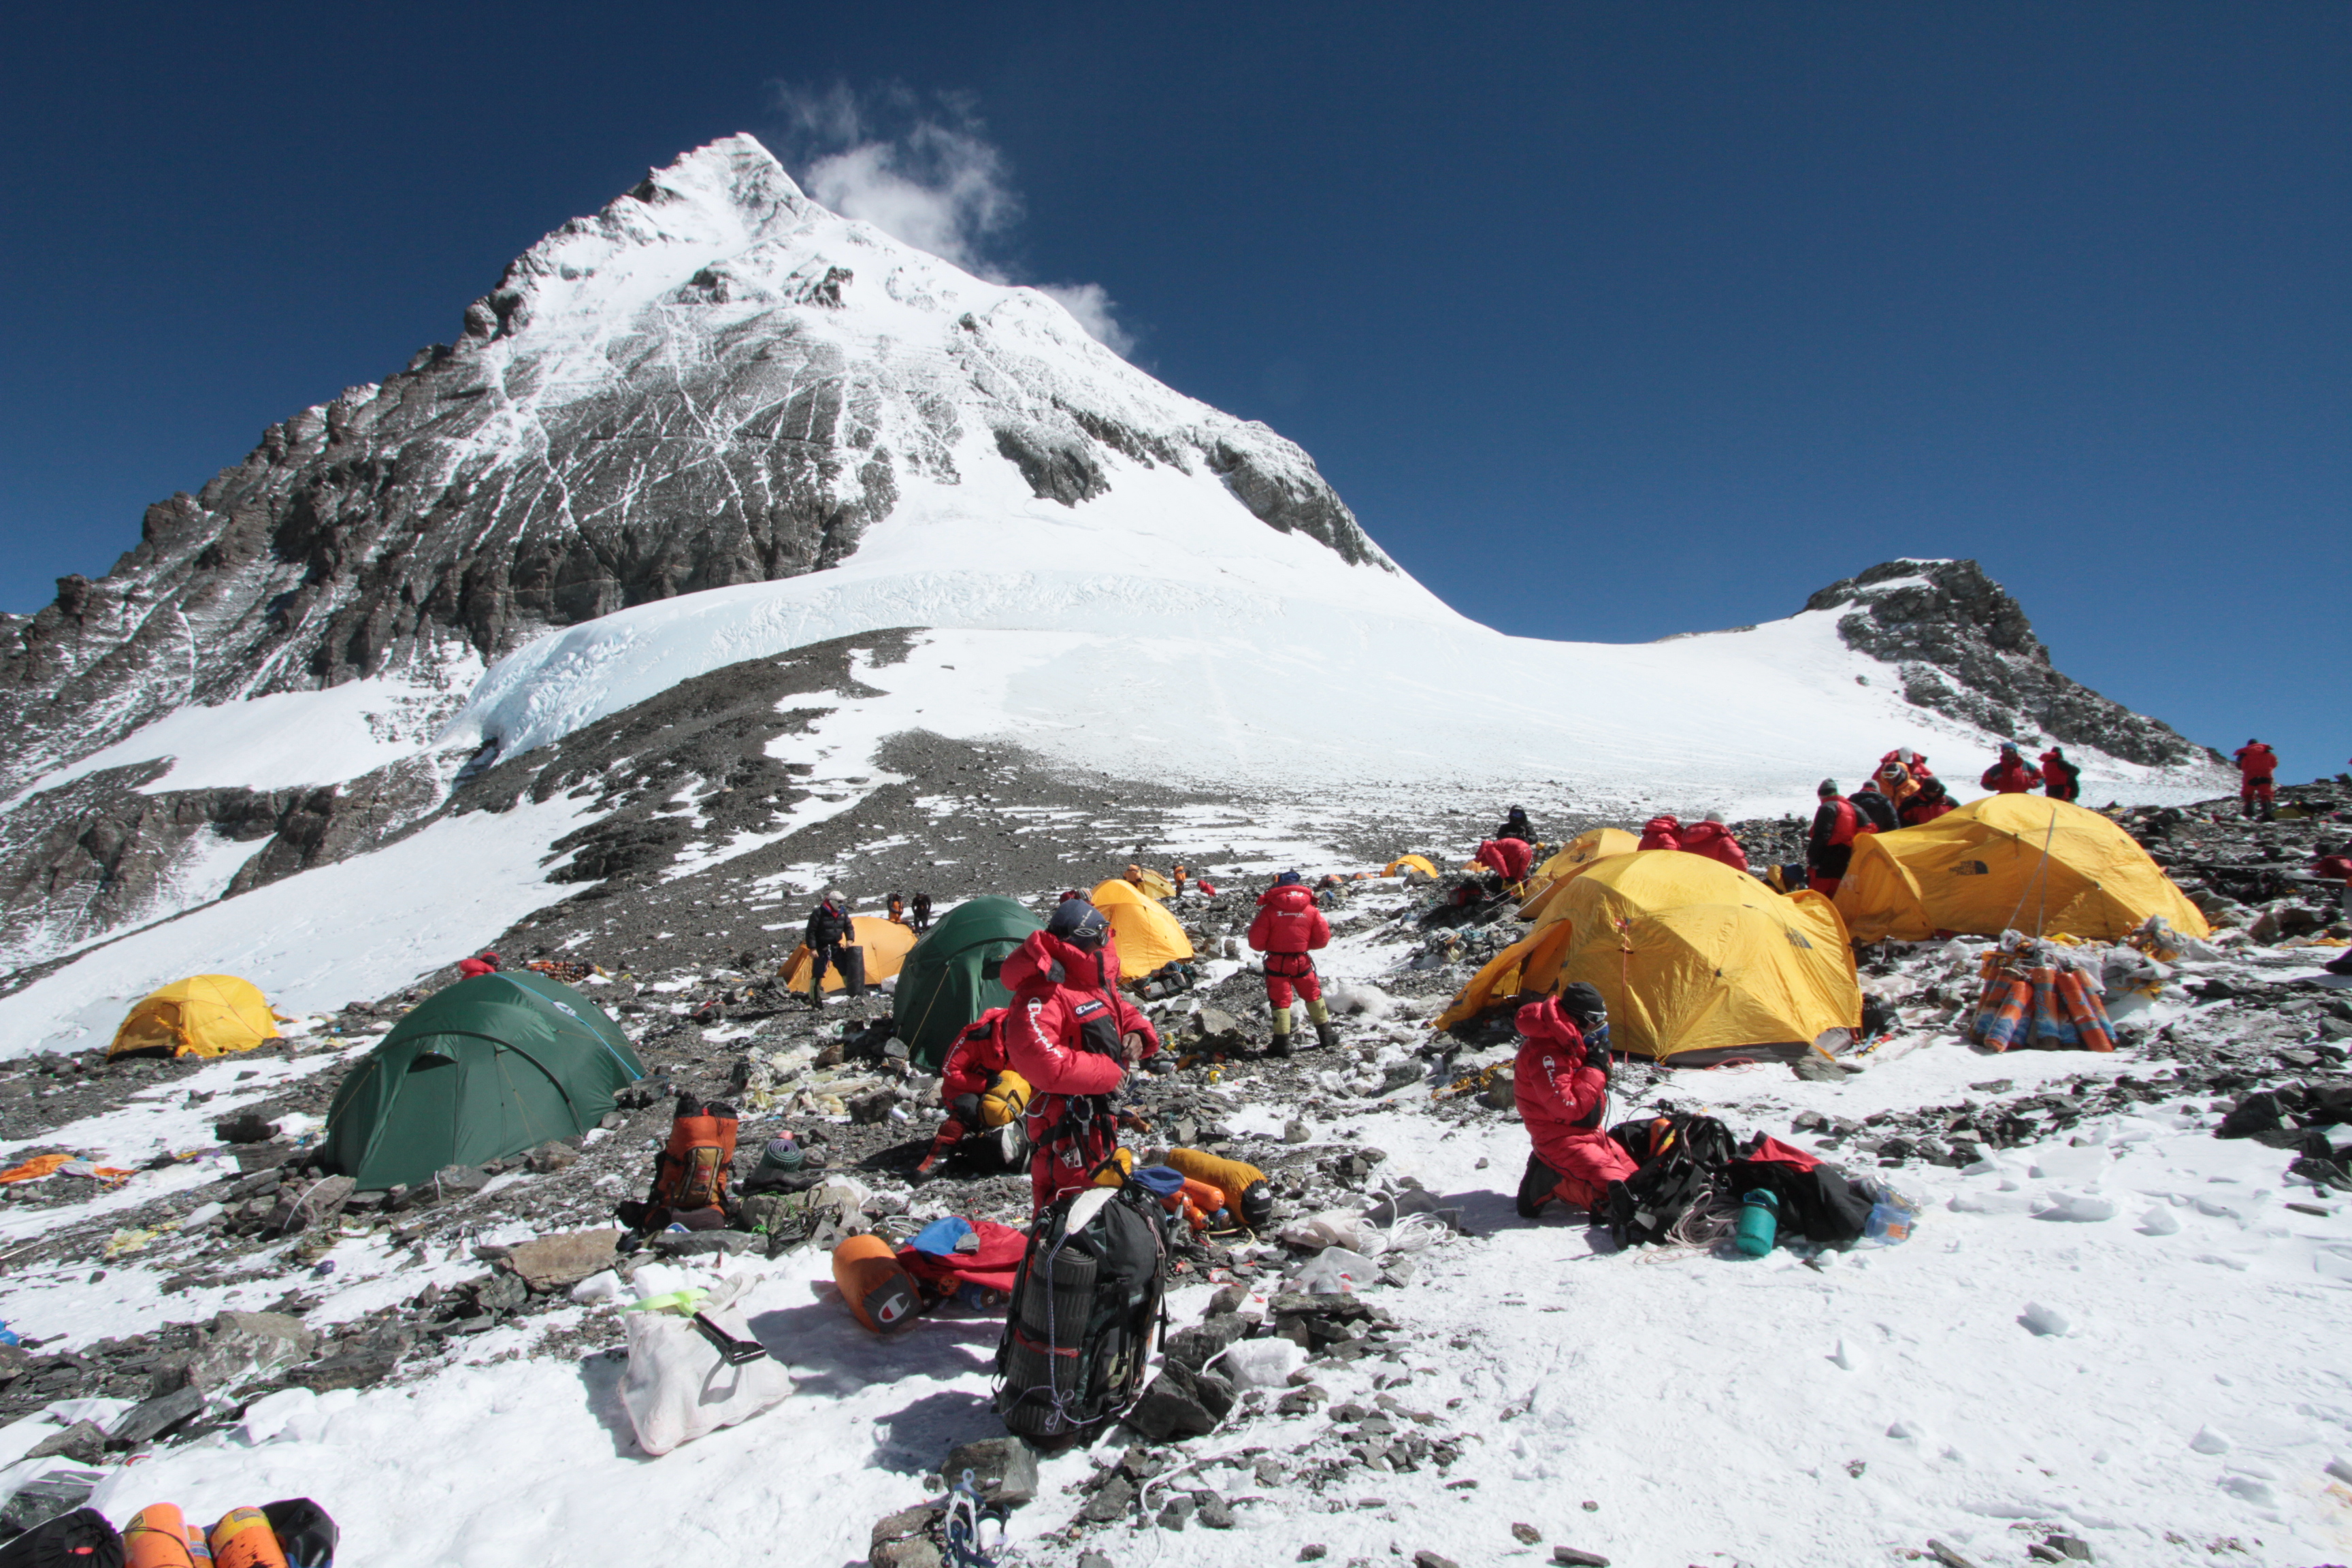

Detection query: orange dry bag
xmin=1162 ymin=1146 xmax=1274 ymax=1229
xmin=207 ymin=1508 xmax=289 ymax=1568
xmin=832 ymin=1234 xmax=921 ymax=1334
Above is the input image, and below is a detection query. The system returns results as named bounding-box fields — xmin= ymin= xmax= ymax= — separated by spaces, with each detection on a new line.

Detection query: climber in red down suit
xmin=1000 ymin=899 xmax=1160 ymax=1216
xmin=1514 ymin=985 xmax=1638 ymax=1220
xmin=1247 ymin=870 xmax=1340 ymax=1056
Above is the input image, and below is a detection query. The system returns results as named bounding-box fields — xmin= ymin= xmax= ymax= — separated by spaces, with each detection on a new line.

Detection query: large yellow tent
xmin=1384 ymin=855 xmax=1439 ymax=881
xmin=1437 ymin=851 xmax=1861 ymax=1065
xmin=1090 ymin=879 xmax=1196 ymax=980
xmin=1833 ymin=795 xmax=2210 ymax=945
xmin=109 ymin=975 xmax=281 ymax=1060
xmin=1518 ymin=828 xmax=1640 ymax=921
xmin=783 ymin=917 xmax=919 ymax=993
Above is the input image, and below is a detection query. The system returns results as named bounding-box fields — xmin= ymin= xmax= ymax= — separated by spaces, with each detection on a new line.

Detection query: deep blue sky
xmin=3 ymin=3 xmax=2343 ymax=774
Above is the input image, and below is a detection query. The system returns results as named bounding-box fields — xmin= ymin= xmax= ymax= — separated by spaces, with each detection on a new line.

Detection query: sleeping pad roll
xmin=1161 ymin=1147 xmax=1274 ymax=1229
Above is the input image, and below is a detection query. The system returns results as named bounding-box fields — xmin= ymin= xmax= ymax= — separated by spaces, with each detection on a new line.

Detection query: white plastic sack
xmin=620 ymin=1273 xmax=792 ymax=1456
xmin=1277 ymin=1207 xmax=1386 ymax=1256
xmin=1286 ymin=1247 xmax=1380 ymax=1295
xmin=1215 ymin=1337 xmax=1305 ymax=1389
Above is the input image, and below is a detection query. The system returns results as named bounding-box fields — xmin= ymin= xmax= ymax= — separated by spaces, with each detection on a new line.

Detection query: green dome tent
xmin=320 ymin=973 xmax=647 ymax=1190
xmin=897 ymin=898 xmax=1045 ymax=1071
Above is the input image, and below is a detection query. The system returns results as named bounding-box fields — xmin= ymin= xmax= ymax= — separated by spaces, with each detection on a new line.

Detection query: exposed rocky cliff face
xmin=0 ymin=135 xmax=1381 ymax=800
xmin=1807 ymin=559 xmax=2217 ymax=768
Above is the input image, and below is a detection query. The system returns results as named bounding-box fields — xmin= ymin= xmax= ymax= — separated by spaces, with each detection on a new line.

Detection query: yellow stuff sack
xmin=979 ymin=1071 xmax=1032 ymax=1129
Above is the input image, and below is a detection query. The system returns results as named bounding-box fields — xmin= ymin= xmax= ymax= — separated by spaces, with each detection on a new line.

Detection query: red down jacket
xmin=1637 ymin=816 xmax=1682 ymax=853
xmin=1981 ymin=755 xmax=2042 ymax=794
xmin=1514 ymin=997 xmax=1638 ymax=1195
xmin=1249 ymin=883 xmax=1332 ymax=955
xmin=1476 ymin=838 xmax=1535 ymax=882
xmin=1000 ymin=929 xmax=1160 ymax=1211
xmin=938 ymin=1008 xmax=1012 ymax=1102
xmin=1678 ymin=821 xmax=1750 ymax=872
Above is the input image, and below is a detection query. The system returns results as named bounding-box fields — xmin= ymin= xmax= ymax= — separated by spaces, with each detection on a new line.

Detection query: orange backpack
xmin=652 ymin=1097 xmax=739 ymax=1213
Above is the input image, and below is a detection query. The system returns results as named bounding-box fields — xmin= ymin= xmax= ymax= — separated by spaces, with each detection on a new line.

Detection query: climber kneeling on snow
xmin=914 ymin=1007 xmax=1029 ymax=1177
xmin=1248 ymin=869 xmax=1339 ymax=1056
xmin=1002 ymin=898 xmax=1160 ymax=1217
xmin=1513 ymin=984 xmax=1637 ymax=1220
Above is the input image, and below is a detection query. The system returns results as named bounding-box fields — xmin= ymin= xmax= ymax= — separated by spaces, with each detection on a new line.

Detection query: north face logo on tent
xmin=549 ymin=1000 xmax=581 ymax=1018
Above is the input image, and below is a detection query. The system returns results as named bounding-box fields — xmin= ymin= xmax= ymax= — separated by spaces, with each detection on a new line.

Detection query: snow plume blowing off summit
xmin=0 ymin=132 xmax=2224 ymax=995
xmin=774 ymin=82 xmax=1137 ymax=355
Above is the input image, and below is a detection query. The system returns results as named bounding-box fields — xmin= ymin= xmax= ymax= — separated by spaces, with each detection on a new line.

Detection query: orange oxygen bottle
xmin=125 ymin=1503 xmax=203 ymax=1568
xmin=207 ymin=1507 xmax=289 ymax=1568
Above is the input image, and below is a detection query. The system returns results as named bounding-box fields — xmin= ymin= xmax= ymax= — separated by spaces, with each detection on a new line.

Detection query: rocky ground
xmin=0 ymin=781 xmax=2345 ymax=1564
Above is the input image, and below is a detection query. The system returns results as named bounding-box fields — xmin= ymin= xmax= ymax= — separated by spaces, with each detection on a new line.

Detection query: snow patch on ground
xmin=0 ymin=797 xmax=595 ymax=1059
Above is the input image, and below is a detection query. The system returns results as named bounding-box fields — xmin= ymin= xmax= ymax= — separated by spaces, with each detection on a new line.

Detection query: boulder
xmin=870 ymin=1503 xmax=945 ymax=1568
xmin=501 ymin=1230 xmax=621 ymax=1292
xmin=214 ymin=1111 xmax=280 ymax=1144
xmin=109 ymin=1386 xmax=207 ymax=1448
xmin=188 ymin=1311 xmax=317 ymax=1389
xmin=23 ymin=1420 xmax=108 ymax=1464
xmin=1162 ymin=1313 xmax=1248 ymax=1375
xmin=941 ymin=1435 xmax=1039 ymax=1507
xmin=265 ymin=1175 xmax=355 ymax=1236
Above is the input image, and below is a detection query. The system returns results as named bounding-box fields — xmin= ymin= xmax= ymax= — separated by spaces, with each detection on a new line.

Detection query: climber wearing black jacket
xmin=801 ymin=890 xmax=862 ymax=1007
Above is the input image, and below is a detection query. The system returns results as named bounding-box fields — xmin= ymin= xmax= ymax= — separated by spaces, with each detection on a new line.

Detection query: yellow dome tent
xmin=109 ymin=975 xmax=282 ymax=1060
xmin=1090 ymin=879 xmax=1196 ymax=980
xmin=1384 ymin=855 xmax=1438 ymax=881
xmin=783 ymin=917 xmax=920 ymax=993
xmin=1437 ymin=851 xmax=1860 ymax=1065
xmin=1833 ymin=795 xmax=2211 ymax=945
xmin=1518 ymin=827 xmax=1640 ymax=921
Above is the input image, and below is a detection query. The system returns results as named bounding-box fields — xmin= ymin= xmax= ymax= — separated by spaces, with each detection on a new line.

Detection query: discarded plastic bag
xmin=619 ymin=1273 xmax=791 ymax=1456
xmin=1285 ymin=1246 xmax=1380 ymax=1294
xmin=1277 ymin=1208 xmax=1385 ymax=1256
xmin=1213 ymin=1337 xmax=1304 ymax=1389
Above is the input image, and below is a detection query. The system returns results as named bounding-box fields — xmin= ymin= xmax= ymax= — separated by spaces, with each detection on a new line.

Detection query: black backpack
xmin=995 ymin=1184 xmax=1170 ymax=1444
xmin=1605 ymin=1113 xmax=1737 ymax=1247
xmin=0 ymin=1509 xmax=122 ymax=1568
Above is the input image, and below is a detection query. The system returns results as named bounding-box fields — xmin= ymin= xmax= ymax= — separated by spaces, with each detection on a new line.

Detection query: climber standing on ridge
xmin=2235 ymin=739 xmax=2279 ymax=819
xmin=1808 ymin=780 xmax=1861 ymax=896
xmin=1247 ymin=870 xmax=1339 ymax=1057
xmin=2040 ymin=746 xmax=2082 ymax=803
xmin=1980 ymin=742 xmax=2043 ymax=794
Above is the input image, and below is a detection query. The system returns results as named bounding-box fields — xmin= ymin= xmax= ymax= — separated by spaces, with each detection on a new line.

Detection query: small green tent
xmin=320 ymin=973 xmax=646 ymax=1190
xmin=898 ymin=898 xmax=1045 ymax=1070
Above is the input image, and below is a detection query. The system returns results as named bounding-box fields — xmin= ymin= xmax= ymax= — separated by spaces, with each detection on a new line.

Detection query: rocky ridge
xmin=1806 ymin=558 xmax=2215 ymax=767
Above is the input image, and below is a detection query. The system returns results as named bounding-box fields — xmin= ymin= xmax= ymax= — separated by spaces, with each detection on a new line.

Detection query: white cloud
xmin=771 ymin=82 xmax=1136 ymax=357
xmin=1034 ymin=282 xmax=1137 ymax=358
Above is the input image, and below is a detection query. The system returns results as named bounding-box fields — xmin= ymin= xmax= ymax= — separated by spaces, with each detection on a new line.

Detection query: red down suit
xmin=1000 ymin=930 xmax=1160 ymax=1215
xmin=1514 ymin=996 xmax=1638 ymax=1210
xmin=1475 ymin=838 xmax=1535 ymax=883
xmin=1247 ymin=883 xmax=1332 ymax=1009
xmin=938 ymin=1008 xmax=1012 ymax=1104
xmin=1677 ymin=820 xmax=1749 ymax=872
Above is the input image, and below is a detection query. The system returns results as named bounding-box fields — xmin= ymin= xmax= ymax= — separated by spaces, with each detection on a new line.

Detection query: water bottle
xmin=1862 ymin=1182 xmax=1918 ymax=1245
xmin=1733 ymin=1189 xmax=1779 ymax=1257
